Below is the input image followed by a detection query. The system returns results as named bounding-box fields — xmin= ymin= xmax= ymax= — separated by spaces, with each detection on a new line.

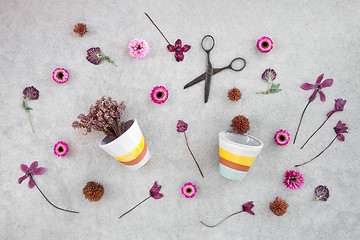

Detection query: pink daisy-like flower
xmin=52 ymin=68 xmax=69 ymax=84
xmin=150 ymin=86 xmax=169 ymax=104
xmin=275 ymin=130 xmax=290 ymax=146
xmin=129 ymin=38 xmax=149 ymax=59
xmin=181 ymin=182 xmax=197 ymax=198
xmin=283 ymin=170 xmax=304 ymax=190
xmin=257 ymin=36 xmax=273 ymax=53
xmin=54 ymin=141 xmax=69 ymax=157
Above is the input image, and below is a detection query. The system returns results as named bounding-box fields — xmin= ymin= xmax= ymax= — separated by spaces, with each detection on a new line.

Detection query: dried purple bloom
xmin=72 ymin=96 xmax=126 ymax=140
xmin=18 ymin=161 xmax=78 ymax=213
xmin=295 ymin=121 xmax=348 ymax=167
xmin=86 ymin=47 xmax=117 ymax=67
xmin=23 ymin=86 xmax=39 ymax=100
xmin=334 ymin=121 xmax=348 ymax=141
xmin=293 ymin=74 xmax=334 ymax=144
xmin=242 ymin=201 xmax=255 ymax=215
xmin=177 ymin=120 xmax=188 ymax=132
xmin=315 ymin=185 xmax=329 ymax=201
xmin=262 ymin=68 xmax=277 ymax=83
xmin=201 ymin=201 xmax=255 ymax=228
xmin=119 ymin=181 xmax=163 ymax=219
xmin=167 ymin=39 xmax=191 ymax=62
xmin=327 ymin=99 xmax=347 ymax=118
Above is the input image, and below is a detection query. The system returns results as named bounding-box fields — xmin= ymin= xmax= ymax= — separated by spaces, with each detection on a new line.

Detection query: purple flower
xmin=315 ymin=185 xmax=330 ymax=201
xmin=86 ymin=47 xmax=103 ymax=65
xmin=300 ymin=74 xmax=334 ymax=102
xmin=242 ymin=201 xmax=255 ymax=215
xmin=167 ymin=39 xmax=191 ymax=62
xmin=149 ymin=181 xmax=163 ymax=199
xmin=262 ymin=69 xmax=276 ymax=83
xmin=177 ymin=120 xmax=188 ymax=132
xmin=23 ymin=86 xmax=39 ymax=100
xmin=18 ymin=161 xmax=45 ymax=188
xmin=334 ymin=121 xmax=348 ymax=141
xmin=327 ymin=98 xmax=347 ymax=118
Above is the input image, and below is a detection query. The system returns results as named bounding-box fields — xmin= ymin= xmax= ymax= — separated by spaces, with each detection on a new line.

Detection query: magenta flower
xmin=129 ymin=38 xmax=149 ymax=59
xmin=274 ymin=129 xmax=290 ymax=146
xmin=18 ymin=161 xmax=78 ymax=213
xmin=150 ymin=86 xmax=169 ymax=104
xmin=119 ymin=181 xmax=163 ymax=219
xmin=301 ymin=98 xmax=347 ymax=149
xmin=257 ymin=36 xmax=273 ymax=53
xmin=52 ymin=68 xmax=69 ymax=84
xmin=201 ymin=201 xmax=255 ymax=228
xmin=177 ymin=120 xmax=188 ymax=132
xmin=167 ymin=39 xmax=191 ymax=62
xmin=293 ymin=74 xmax=334 ymax=144
xmin=242 ymin=201 xmax=255 ymax=215
xmin=296 ymin=121 xmax=348 ymax=167
xmin=54 ymin=141 xmax=69 ymax=157
xmin=283 ymin=170 xmax=304 ymax=189
xmin=181 ymin=182 xmax=197 ymax=198
xmin=23 ymin=86 xmax=39 ymax=133
xmin=177 ymin=120 xmax=204 ymax=178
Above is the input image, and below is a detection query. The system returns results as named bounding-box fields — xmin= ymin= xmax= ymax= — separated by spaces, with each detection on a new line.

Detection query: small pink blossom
xmin=257 ymin=36 xmax=273 ymax=53
xmin=300 ymin=74 xmax=334 ymax=102
xmin=167 ymin=39 xmax=191 ymax=62
xmin=129 ymin=38 xmax=149 ymax=59
xmin=150 ymin=86 xmax=168 ymax=104
xmin=177 ymin=120 xmax=188 ymax=132
xmin=275 ymin=130 xmax=290 ymax=146
xmin=54 ymin=141 xmax=69 ymax=157
xmin=242 ymin=201 xmax=255 ymax=215
xmin=283 ymin=170 xmax=304 ymax=190
xmin=181 ymin=182 xmax=197 ymax=198
xmin=18 ymin=161 xmax=45 ymax=189
xmin=149 ymin=181 xmax=163 ymax=199
xmin=52 ymin=68 xmax=69 ymax=84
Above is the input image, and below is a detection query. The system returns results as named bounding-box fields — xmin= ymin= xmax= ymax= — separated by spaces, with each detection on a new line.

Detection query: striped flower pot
xmin=219 ymin=131 xmax=263 ymax=180
xmin=100 ymin=119 xmax=151 ymax=170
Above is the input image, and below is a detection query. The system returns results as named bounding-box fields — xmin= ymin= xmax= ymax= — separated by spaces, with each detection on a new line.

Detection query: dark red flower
xmin=167 ymin=39 xmax=191 ymax=62
xmin=177 ymin=120 xmax=188 ymax=132
xmin=149 ymin=181 xmax=163 ymax=199
xmin=242 ymin=201 xmax=255 ymax=215
xmin=334 ymin=121 xmax=348 ymax=141
xmin=300 ymin=74 xmax=333 ymax=102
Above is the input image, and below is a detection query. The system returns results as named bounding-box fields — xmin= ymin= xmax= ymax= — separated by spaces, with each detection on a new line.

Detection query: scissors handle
xmin=228 ymin=57 xmax=246 ymax=71
xmin=201 ymin=35 xmax=215 ymax=52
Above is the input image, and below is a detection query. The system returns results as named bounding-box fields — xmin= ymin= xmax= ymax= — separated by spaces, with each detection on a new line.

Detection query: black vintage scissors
xmin=184 ymin=35 xmax=246 ymax=103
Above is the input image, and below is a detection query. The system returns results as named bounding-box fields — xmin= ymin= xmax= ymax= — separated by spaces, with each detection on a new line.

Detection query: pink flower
xmin=150 ymin=86 xmax=168 ymax=104
xmin=54 ymin=141 xmax=69 ymax=157
xmin=242 ymin=201 xmax=255 ymax=215
xmin=18 ymin=161 xmax=45 ymax=188
xmin=149 ymin=181 xmax=163 ymax=199
xmin=177 ymin=120 xmax=188 ymax=132
xmin=283 ymin=170 xmax=304 ymax=190
xmin=301 ymin=74 xmax=334 ymax=102
xmin=129 ymin=38 xmax=149 ymax=59
xmin=327 ymin=98 xmax=347 ymax=118
xmin=275 ymin=130 xmax=290 ymax=146
xmin=257 ymin=36 xmax=273 ymax=53
xmin=334 ymin=121 xmax=348 ymax=141
xmin=181 ymin=182 xmax=197 ymax=198
xmin=167 ymin=39 xmax=191 ymax=62
xmin=52 ymin=68 xmax=69 ymax=84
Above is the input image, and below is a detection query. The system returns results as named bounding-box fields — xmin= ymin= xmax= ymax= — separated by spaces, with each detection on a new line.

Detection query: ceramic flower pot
xmin=219 ymin=131 xmax=263 ymax=180
xmin=100 ymin=119 xmax=151 ymax=170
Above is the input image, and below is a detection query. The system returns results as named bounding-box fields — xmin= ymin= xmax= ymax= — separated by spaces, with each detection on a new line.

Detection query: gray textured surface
xmin=1 ymin=0 xmax=360 ymax=239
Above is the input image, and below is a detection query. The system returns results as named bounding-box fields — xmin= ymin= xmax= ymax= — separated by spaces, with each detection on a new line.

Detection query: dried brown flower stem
xmin=200 ymin=211 xmax=243 ymax=228
xmin=300 ymin=117 xmax=330 ymax=149
xmin=184 ymin=132 xmax=204 ymax=178
xmin=293 ymin=101 xmax=311 ymax=144
xmin=119 ymin=196 xmax=150 ymax=219
xmin=295 ymin=136 xmax=337 ymax=167
xmin=30 ymin=175 xmax=79 ymax=213
xmin=144 ymin=12 xmax=171 ymax=45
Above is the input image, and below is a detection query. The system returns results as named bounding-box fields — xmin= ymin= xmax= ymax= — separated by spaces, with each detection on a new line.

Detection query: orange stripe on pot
xmin=219 ymin=157 xmax=250 ymax=172
xmin=119 ymin=142 xmax=148 ymax=166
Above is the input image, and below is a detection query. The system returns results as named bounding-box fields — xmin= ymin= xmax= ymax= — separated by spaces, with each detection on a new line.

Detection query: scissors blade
xmin=184 ymin=72 xmax=207 ymax=89
xmin=204 ymin=64 xmax=213 ymax=103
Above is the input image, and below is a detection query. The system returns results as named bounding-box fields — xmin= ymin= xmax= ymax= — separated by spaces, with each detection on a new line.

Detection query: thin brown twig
xmin=300 ymin=117 xmax=330 ymax=149
xmin=200 ymin=211 xmax=243 ymax=228
xmin=144 ymin=12 xmax=171 ymax=45
xmin=293 ymin=101 xmax=311 ymax=144
xmin=184 ymin=132 xmax=204 ymax=178
xmin=119 ymin=196 xmax=150 ymax=219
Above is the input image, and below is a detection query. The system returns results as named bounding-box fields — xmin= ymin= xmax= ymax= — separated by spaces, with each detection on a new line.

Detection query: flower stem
xmin=30 ymin=175 xmax=79 ymax=213
xmin=184 ymin=132 xmax=204 ymax=178
xmin=119 ymin=196 xmax=150 ymax=219
xmin=295 ymin=136 xmax=337 ymax=167
xmin=144 ymin=12 xmax=171 ymax=45
xmin=27 ymin=111 xmax=35 ymax=133
xmin=293 ymin=101 xmax=311 ymax=144
xmin=300 ymin=117 xmax=330 ymax=149
xmin=200 ymin=211 xmax=243 ymax=228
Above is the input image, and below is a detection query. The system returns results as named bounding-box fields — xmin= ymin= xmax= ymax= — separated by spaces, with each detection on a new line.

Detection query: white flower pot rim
xmin=219 ymin=131 xmax=263 ymax=149
xmin=100 ymin=119 xmax=137 ymax=147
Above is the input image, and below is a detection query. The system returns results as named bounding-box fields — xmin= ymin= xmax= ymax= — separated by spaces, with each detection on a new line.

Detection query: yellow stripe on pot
xmin=219 ymin=146 xmax=256 ymax=166
xmin=114 ymin=135 xmax=145 ymax=162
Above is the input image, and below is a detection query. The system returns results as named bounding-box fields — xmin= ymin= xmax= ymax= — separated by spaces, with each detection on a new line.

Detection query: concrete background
xmin=1 ymin=0 xmax=359 ymax=239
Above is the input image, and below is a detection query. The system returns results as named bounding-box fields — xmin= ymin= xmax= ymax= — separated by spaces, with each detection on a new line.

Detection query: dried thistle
xmin=83 ymin=181 xmax=104 ymax=202
xmin=269 ymin=197 xmax=288 ymax=216
xmin=228 ymin=88 xmax=242 ymax=102
xmin=72 ymin=96 xmax=126 ymax=140
xmin=74 ymin=23 xmax=87 ymax=37
xmin=231 ymin=115 xmax=250 ymax=134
